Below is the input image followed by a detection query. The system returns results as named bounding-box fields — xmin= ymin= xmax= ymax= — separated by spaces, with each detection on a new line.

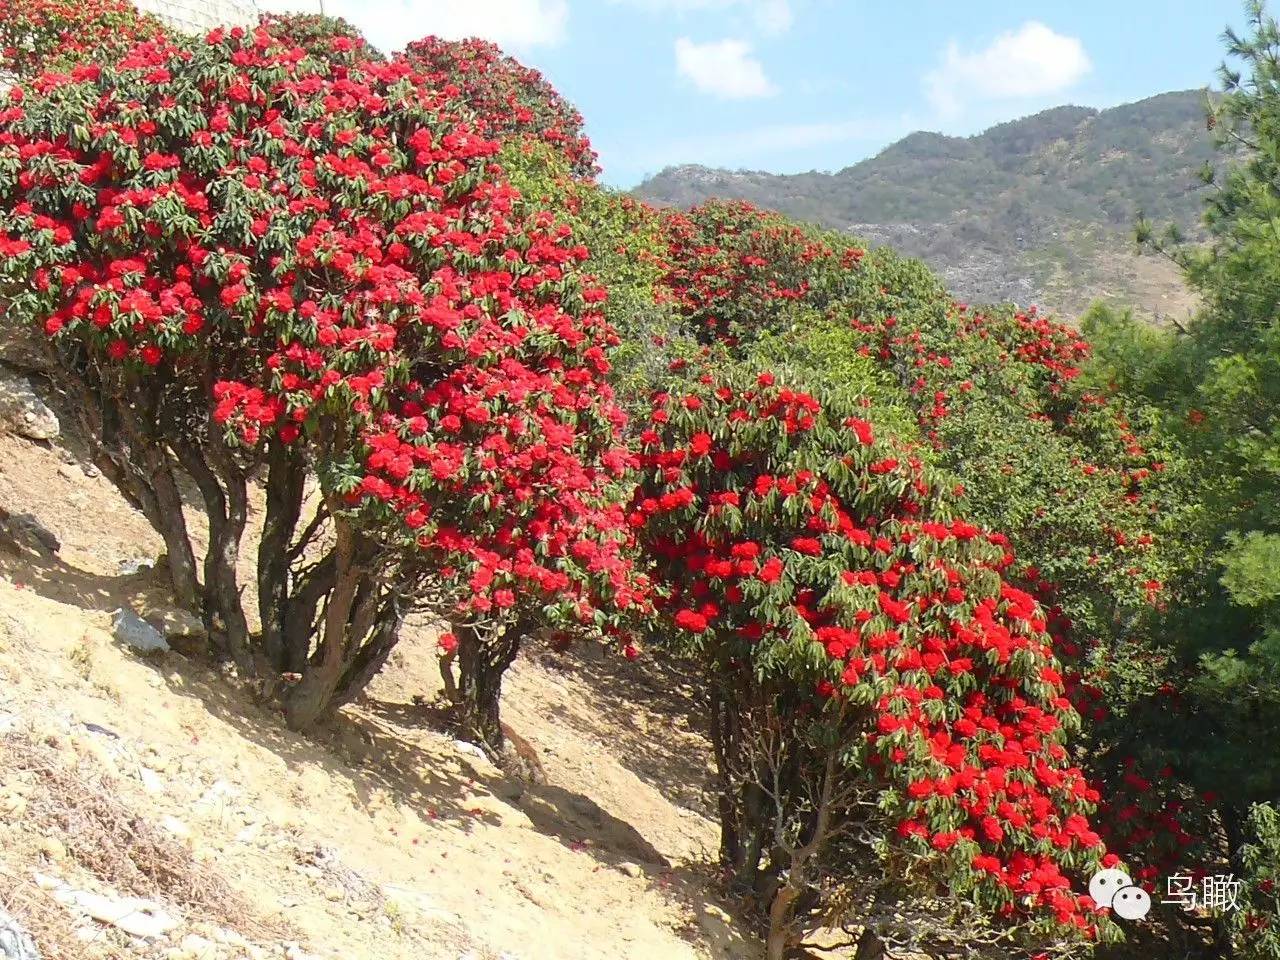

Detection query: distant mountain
xmin=634 ymin=91 xmax=1219 ymax=320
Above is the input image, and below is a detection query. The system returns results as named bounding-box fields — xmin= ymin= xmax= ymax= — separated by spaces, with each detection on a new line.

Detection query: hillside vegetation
xmin=635 ymin=92 xmax=1217 ymax=319
xmin=0 ymin=3 xmax=1277 ymax=960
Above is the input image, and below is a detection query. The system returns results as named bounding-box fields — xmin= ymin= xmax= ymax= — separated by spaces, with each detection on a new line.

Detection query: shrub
xmin=632 ymin=364 xmax=1120 ymax=958
xmin=648 ymin=202 xmax=1200 ymax=909
xmin=1234 ymin=803 xmax=1280 ymax=958
xmin=0 ymin=23 xmax=645 ymax=735
xmin=255 ymin=11 xmax=382 ymax=63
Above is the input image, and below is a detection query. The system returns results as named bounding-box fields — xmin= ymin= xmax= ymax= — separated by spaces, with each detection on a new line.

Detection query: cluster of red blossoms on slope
xmin=0 ymin=24 xmax=647 ymax=628
xmin=657 ymin=201 xmax=830 ymax=342
xmin=646 ymin=199 xmax=1197 ymax=903
xmin=401 ymin=36 xmax=599 ymax=180
xmin=632 ymin=368 xmax=1120 ymax=937
xmin=0 ymin=0 xmax=160 ymax=79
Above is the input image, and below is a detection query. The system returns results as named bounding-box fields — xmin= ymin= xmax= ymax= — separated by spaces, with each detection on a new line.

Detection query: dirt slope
xmin=0 ymin=429 xmax=759 ymax=960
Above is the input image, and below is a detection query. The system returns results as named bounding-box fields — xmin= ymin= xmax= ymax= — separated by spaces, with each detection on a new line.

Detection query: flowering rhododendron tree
xmin=400 ymin=37 xmax=599 ymax=180
xmin=631 ymin=365 xmax=1121 ymax=959
xmin=256 ymin=12 xmax=382 ymax=64
xmin=649 ymin=201 xmax=1202 ymax=908
xmin=0 ymin=0 xmax=162 ymax=81
xmin=0 ymin=23 xmax=646 ymax=735
xmin=658 ymin=200 xmax=840 ymax=344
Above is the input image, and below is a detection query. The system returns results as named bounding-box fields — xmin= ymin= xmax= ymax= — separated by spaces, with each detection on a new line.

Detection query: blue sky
xmin=260 ymin=0 xmax=1250 ymax=187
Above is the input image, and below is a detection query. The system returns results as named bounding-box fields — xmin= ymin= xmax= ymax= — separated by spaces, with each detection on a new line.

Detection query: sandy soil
xmin=0 ymin=427 xmax=763 ymax=960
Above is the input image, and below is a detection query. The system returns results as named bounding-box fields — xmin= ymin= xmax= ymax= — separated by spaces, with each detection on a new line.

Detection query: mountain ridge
xmin=634 ymin=90 xmax=1216 ymax=319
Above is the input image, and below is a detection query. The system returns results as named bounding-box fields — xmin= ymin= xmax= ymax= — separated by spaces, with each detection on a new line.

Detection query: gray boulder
xmin=0 ymin=906 xmax=40 ymax=960
xmin=112 ymin=608 xmax=169 ymax=655
xmin=0 ymin=507 xmax=60 ymax=555
xmin=0 ymin=373 xmax=58 ymax=441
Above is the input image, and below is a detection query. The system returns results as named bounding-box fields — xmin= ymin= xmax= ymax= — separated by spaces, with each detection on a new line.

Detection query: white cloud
xmin=752 ymin=0 xmax=793 ymax=34
xmin=924 ymin=21 xmax=1092 ymax=118
xmin=612 ymin=0 xmax=793 ymax=35
xmin=675 ymin=37 xmax=777 ymax=99
xmin=256 ymin=0 xmax=569 ymax=52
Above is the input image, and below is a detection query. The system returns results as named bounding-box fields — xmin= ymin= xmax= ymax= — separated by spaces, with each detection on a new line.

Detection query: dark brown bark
xmin=258 ymin=439 xmax=305 ymax=671
xmin=329 ymin=600 xmax=403 ymax=710
xmin=852 ymin=930 xmax=886 ymax=960
xmin=282 ymin=553 xmax=337 ymax=672
xmin=453 ymin=621 xmax=524 ymax=750
xmin=738 ymin=781 xmax=768 ymax=893
xmin=58 ymin=360 xmax=202 ymax=610
xmin=134 ymin=441 xmax=202 ymax=611
xmin=284 ymin=514 xmax=364 ymax=731
xmin=171 ymin=437 xmax=251 ymax=673
xmin=709 ymin=686 xmax=741 ymax=866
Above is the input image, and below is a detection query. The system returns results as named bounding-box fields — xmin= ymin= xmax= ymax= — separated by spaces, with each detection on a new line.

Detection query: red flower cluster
xmin=632 ymin=366 xmax=1118 ymax=940
xmin=657 ymin=201 xmax=836 ymax=342
xmin=256 ymin=12 xmax=380 ymax=63
xmin=0 ymin=23 xmax=645 ymax=638
xmin=401 ymin=36 xmax=598 ymax=179
xmin=0 ymin=0 xmax=161 ymax=79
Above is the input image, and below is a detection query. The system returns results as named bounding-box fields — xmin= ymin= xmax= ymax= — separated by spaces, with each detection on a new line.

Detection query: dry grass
xmin=0 ymin=865 xmax=126 ymax=960
xmin=0 ymin=728 xmax=276 ymax=957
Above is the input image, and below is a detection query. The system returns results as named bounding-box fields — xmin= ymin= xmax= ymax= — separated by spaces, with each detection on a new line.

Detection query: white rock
xmin=138 ymin=767 xmax=165 ymax=795
xmin=0 ymin=904 xmax=40 ymax=960
xmin=208 ymin=926 xmax=247 ymax=947
xmin=178 ymin=934 xmax=218 ymax=960
xmin=452 ymin=740 xmax=487 ymax=761
xmin=111 ymin=608 xmax=169 ymax=655
xmin=142 ymin=606 xmax=207 ymax=641
xmin=194 ymin=780 xmax=239 ymax=819
xmin=55 ymin=889 xmax=178 ymax=939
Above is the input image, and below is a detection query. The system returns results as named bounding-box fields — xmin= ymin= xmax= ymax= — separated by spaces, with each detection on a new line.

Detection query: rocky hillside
xmin=635 ymin=90 xmax=1217 ymax=320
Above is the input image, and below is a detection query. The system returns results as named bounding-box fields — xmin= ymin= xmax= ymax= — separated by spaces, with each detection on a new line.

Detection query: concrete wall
xmin=133 ymin=0 xmax=259 ymax=34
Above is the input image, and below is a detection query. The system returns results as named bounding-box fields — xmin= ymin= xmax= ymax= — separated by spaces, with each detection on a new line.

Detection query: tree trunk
xmin=709 ymin=686 xmax=742 ymax=866
xmin=171 ymin=438 xmax=252 ymax=674
xmin=284 ymin=515 xmax=364 ymax=731
xmin=736 ymin=780 xmax=767 ymax=894
xmin=329 ymin=602 xmax=403 ymax=711
xmin=282 ymin=553 xmax=336 ymax=673
xmin=765 ymin=882 xmax=801 ymax=960
xmin=258 ymin=439 xmax=305 ymax=671
xmin=454 ymin=621 xmax=522 ymax=751
xmin=99 ymin=393 xmax=203 ymax=610
xmin=138 ymin=446 xmax=202 ymax=611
